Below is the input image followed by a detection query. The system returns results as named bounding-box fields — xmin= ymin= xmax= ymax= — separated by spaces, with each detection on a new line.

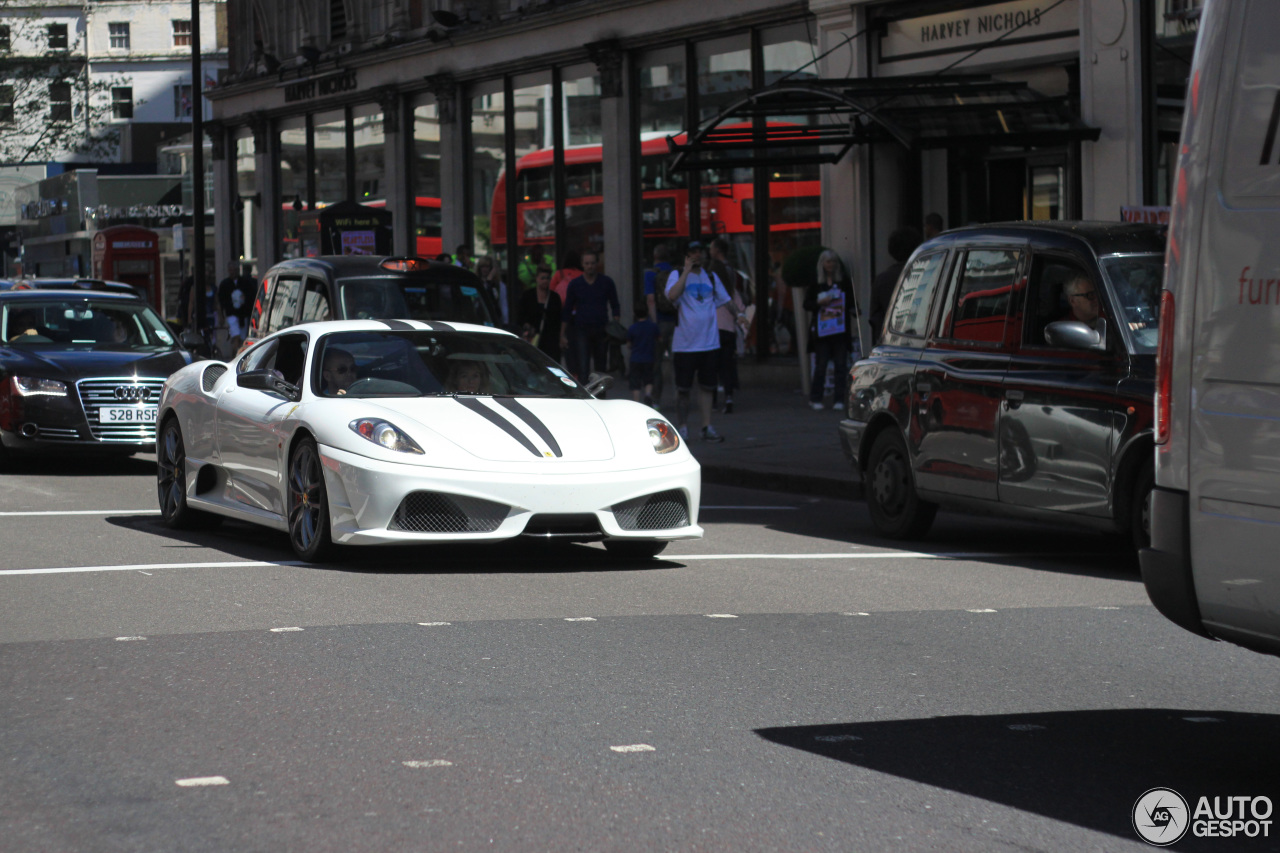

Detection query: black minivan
xmin=840 ymin=222 xmax=1165 ymax=551
xmin=247 ymin=255 xmax=499 ymax=344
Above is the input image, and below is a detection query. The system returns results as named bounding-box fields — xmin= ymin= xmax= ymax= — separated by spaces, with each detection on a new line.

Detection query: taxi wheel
xmin=603 ymin=540 xmax=669 ymax=559
xmin=156 ymin=418 xmax=220 ymax=530
xmin=1129 ymin=458 xmax=1154 ymax=550
xmin=288 ymin=437 xmax=333 ymax=562
xmin=866 ymin=429 xmax=936 ymax=539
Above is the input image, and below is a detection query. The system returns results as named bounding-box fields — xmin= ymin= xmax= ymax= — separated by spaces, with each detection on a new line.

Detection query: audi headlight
xmin=13 ymin=376 xmax=67 ymax=397
xmin=349 ymin=418 xmax=424 ymax=454
xmin=647 ymin=418 xmax=680 ymax=454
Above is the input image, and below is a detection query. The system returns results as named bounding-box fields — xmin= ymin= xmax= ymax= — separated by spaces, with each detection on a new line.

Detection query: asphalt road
xmin=2 ymin=453 xmax=1278 ymax=852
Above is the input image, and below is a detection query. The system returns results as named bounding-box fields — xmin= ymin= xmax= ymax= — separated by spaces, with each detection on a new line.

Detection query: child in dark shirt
xmin=627 ymin=298 xmax=659 ymax=407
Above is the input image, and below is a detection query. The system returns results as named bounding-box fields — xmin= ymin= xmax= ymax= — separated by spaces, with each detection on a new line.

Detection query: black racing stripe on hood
xmin=494 ymin=397 xmax=562 ymax=458
xmin=422 ymin=321 xmax=455 ymax=331
xmin=381 ymin=319 xmax=415 ymax=331
xmin=454 ymin=397 xmax=543 ymax=458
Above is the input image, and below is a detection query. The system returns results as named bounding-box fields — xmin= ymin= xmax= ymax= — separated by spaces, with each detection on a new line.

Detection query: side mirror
xmin=584 ymin=372 xmax=614 ymax=398
xmin=1044 ymin=319 xmax=1106 ymax=351
xmin=237 ymin=369 xmax=300 ymax=401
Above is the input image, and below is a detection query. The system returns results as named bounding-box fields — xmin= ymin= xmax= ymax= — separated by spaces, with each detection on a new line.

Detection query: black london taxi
xmin=246 ymin=255 xmax=500 ymax=346
xmin=839 ymin=222 xmax=1164 ymax=551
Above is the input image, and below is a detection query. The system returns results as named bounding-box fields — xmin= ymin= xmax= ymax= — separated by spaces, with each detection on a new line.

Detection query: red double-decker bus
xmin=489 ymin=130 xmax=820 ymax=257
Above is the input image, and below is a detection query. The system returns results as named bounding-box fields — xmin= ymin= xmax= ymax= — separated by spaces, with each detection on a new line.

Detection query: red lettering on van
xmin=1238 ymin=267 xmax=1280 ymax=305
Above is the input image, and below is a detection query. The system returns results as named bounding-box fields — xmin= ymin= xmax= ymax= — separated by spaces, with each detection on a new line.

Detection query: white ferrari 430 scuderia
xmin=155 ymin=320 xmax=701 ymax=560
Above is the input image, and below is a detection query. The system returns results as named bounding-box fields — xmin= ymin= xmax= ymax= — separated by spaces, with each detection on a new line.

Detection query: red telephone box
xmin=91 ymin=225 xmax=161 ymax=307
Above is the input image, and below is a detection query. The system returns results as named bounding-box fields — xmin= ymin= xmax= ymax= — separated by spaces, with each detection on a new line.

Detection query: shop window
xmin=352 ymin=105 xmax=385 ymax=206
xmin=172 ymin=20 xmax=191 ymax=48
xmin=109 ymin=22 xmax=130 ymax=50
xmin=559 ymin=67 xmax=601 ymax=261
xmin=412 ymin=101 xmax=443 ymax=259
xmin=329 ymin=0 xmax=347 ymax=42
xmin=111 ymin=87 xmax=133 ymax=120
xmin=314 ymin=109 xmax=348 ymax=208
xmin=48 ymin=23 xmax=68 ymax=50
xmin=469 ymin=83 xmax=504 ymax=261
xmin=49 ymin=82 xmax=72 ymax=122
xmin=279 ymin=118 xmax=307 ymax=259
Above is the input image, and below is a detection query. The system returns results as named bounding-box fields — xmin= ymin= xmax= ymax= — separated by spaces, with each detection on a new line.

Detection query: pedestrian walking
xmin=562 ymin=250 xmax=620 ymax=384
xmin=517 ymin=266 xmax=562 ymax=362
xmin=804 ymin=250 xmax=856 ymax=410
xmin=666 ymin=240 xmax=740 ymax=442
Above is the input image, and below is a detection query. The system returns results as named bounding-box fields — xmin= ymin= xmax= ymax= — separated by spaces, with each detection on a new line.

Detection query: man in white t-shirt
xmin=666 ymin=240 xmax=738 ymax=442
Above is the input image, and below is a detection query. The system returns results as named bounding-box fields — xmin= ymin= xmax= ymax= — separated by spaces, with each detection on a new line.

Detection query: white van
xmin=1140 ymin=0 xmax=1280 ymax=656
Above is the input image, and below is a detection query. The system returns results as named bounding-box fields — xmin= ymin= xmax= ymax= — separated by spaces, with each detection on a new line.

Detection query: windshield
xmin=313 ymin=330 xmax=589 ymax=399
xmin=1 ymin=300 xmax=177 ymax=351
xmin=1101 ymin=253 xmax=1164 ymax=354
xmin=338 ymin=276 xmax=495 ymax=327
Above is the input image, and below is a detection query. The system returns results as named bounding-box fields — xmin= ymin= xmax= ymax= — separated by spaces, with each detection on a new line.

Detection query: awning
xmin=667 ymin=75 xmax=1100 ymax=171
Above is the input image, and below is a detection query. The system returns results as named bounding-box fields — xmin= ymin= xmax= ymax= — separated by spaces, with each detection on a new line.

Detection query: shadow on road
xmin=1 ymin=452 xmax=155 ymax=477
xmin=105 ymin=512 xmax=680 ymax=574
xmin=757 ymin=709 xmax=1280 ymax=851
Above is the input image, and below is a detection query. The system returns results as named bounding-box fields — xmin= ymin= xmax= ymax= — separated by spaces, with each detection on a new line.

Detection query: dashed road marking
xmin=0 ymin=509 xmax=161 ymax=517
xmin=402 ymin=760 xmax=453 ymax=768
xmin=0 ymin=560 xmax=305 ymax=577
xmin=269 ymin=627 xmax=303 ymax=632
xmin=564 ymin=617 xmax=596 ymax=622
xmin=705 ymin=614 xmax=738 ymax=619
xmin=842 ymin=612 xmax=871 ymax=617
xmin=175 ymin=776 xmax=229 ymax=787
xmin=114 ymin=636 xmax=146 ymax=641
xmin=418 ymin=622 xmax=452 ymax=626
xmin=699 ymin=506 xmax=798 ymax=511
xmin=967 ymin=609 xmax=998 ymax=613
xmin=610 ymin=744 xmax=655 ymax=753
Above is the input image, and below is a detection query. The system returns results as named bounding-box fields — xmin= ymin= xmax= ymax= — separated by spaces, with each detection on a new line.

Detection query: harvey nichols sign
xmin=881 ymin=0 xmax=1079 ymax=65
xmin=284 ymin=70 xmax=359 ymax=103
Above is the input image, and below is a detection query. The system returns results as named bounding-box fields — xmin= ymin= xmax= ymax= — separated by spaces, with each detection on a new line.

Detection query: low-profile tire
xmin=603 ymin=539 xmax=669 ymax=559
xmin=156 ymin=418 xmax=220 ymax=530
xmin=865 ymin=428 xmax=937 ymax=539
xmin=287 ymin=436 xmax=334 ymax=562
xmin=1129 ymin=457 xmax=1154 ymax=550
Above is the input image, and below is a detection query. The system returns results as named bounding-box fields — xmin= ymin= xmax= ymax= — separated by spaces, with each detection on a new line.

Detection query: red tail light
xmin=1155 ymin=290 xmax=1175 ymax=445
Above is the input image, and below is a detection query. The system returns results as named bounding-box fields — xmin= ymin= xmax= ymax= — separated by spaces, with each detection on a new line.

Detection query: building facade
xmin=3 ymin=1 xmax=228 ymax=282
xmin=208 ymin=0 xmax=1198 ymax=347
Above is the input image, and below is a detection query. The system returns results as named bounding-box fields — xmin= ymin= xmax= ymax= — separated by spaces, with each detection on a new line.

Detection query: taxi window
xmin=941 ymin=249 xmax=1023 ymax=344
xmin=1023 ymin=255 xmax=1094 ymax=346
xmin=266 ymin=276 xmax=301 ymax=332
xmin=887 ymin=251 xmax=946 ymax=337
xmin=298 ymin=277 xmax=332 ymax=324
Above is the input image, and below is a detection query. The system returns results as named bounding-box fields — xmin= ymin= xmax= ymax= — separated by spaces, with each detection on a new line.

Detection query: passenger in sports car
xmin=321 ymin=348 xmax=359 ymax=395
xmin=445 ymin=359 xmax=491 ymax=395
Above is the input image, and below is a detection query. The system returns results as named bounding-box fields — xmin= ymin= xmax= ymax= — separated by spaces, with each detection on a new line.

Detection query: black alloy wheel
xmin=866 ymin=429 xmax=937 ymax=539
xmin=288 ymin=436 xmax=333 ymax=561
xmin=157 ymin=417 xmax=218 ymax=529
xmin=603 ymin=539 xmax=669 ymax=559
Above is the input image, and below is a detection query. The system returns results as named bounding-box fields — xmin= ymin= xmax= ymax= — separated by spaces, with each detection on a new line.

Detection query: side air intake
xmin=389 ymin=491 xmax=509 ymax=533
xmin=612 ymin=489 xmax=689 ymax=531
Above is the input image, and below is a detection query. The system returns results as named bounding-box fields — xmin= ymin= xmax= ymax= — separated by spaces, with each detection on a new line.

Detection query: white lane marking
xmin=1008 ymin=724 xmax=1046 ymax=731
xmin=842 ymin=612 xmax=871 ymax=617
xmin=0 ymin=560 xmax=306 ymax=577
xmin=402 ymin=760 xmax=453 ymax=768
xmin=705 ymin=614 xmax=738 ymax=619
xmin=0 ymin=550 xmax=1109 ymax=578
xmin=418 ymin=622 xmax=452 ymax=626
xmin=699 ymin=506 xmax=798 ymax=511
xmin=967 ymin=608 xmax=998 ymax=613
xmin=610 ymin=744 xmax=655 ymax=753
xmin=114 ymin=636 xmax=146 ymax=641
xmin=564 ymin=617 xmax=597 ymax=622
xmin=0 ymin=509 xmax=162 ymax=517
xmin=175 ymin=776 xmax=229 ymax=787
xmin=269 ymin=627 xmax=303 ymax=632
xmin=664 ymin=551 xmax=1100 ymax=561
xmin=1096 ymin=606 xmax=1121 ymax=610
xmin=814 ymin=735 xmax=862 ymax=743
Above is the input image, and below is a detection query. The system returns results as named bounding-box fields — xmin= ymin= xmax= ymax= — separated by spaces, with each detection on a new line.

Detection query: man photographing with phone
xmin=665 ymin=240 xmax=738 ymax=442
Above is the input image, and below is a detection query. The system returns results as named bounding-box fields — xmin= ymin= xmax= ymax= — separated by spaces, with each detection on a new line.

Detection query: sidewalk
xmin=642 ymin=357 xmax=862 ymax=501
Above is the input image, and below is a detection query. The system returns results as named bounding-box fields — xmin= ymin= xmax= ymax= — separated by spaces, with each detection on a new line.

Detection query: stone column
xmin=249 ymin=112 xmax=279 ymax=272
xmin=206 ymin=119 xmax=232 ymax=285
xmin=588 ymin=39 xmax=638 ymax=320
xmin=426 ymin=74 xmax=466 ymax=258
xmin=1079 ymin=0 xmax=1145 ymax=219
xmin=811 ymin=1 xmax=873 ymax=387
xmin=376 ymin=87 xmax=412 ymax=255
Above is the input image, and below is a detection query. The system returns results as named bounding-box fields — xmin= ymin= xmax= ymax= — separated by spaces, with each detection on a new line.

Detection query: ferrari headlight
xmin=349 ymin=418 xmax=424 ymax=454
xmin=647 ymin=418 xmax=680 ymax=454
xmin=13 ymin=376 xmax=67 ymax=397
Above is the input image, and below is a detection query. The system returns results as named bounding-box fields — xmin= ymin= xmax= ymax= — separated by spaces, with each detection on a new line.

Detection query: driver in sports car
xmin=321 ymin=347 xmax=358 ymax=395
xmin=445 ymin=359 xmax=491 ymax=395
